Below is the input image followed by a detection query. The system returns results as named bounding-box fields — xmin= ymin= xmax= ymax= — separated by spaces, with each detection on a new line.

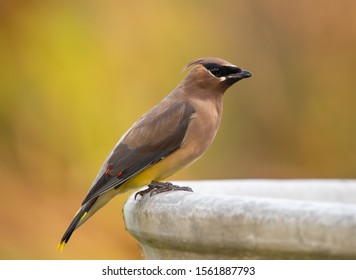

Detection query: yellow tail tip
xmin=57 ymin=241 xmax=66 ymax=252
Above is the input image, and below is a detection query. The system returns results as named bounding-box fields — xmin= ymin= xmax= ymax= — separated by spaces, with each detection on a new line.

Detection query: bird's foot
xmin=148 ymin=181 xmax=193 ymax=196
xmin=134 ymin=181 xmax=193 ymax=200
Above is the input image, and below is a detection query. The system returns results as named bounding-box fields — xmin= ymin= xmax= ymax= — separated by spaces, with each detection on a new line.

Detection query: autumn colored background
xmin=1 ymin=0 xmax=356 ymax=259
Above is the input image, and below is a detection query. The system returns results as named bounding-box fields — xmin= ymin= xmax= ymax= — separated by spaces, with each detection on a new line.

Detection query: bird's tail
xmin=57 ymin=201 xmax=94 ymax=252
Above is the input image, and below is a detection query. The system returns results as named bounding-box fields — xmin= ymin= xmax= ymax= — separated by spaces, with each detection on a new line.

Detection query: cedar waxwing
xmin=58 ymin=57 xmax=252 ymax=250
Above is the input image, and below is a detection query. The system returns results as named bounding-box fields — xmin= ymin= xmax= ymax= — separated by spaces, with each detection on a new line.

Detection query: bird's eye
xmin=209 ymin=67 xmax=222 ymax=76
xmin=203 ymin=63 xmax=226 ymax=78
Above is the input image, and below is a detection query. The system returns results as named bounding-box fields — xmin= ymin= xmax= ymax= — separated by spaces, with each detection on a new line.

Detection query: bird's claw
xmin=134 ymin=181 xmax=193 ymax=200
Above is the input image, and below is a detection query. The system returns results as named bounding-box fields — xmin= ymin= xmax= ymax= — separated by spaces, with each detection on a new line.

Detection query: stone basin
xmin=123 ymin=180 xmax=356 ymax=259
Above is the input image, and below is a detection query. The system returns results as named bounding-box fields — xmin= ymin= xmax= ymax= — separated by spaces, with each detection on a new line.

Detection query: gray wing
xmin=81 ymin=101 xmax=195 ymax=205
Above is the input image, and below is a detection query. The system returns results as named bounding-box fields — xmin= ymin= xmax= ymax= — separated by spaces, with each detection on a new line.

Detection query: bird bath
xmin=123 ymin=179 xmax=356 ymax=259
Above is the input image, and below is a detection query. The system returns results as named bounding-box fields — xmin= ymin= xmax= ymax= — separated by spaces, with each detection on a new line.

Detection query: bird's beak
xmin=227 ymin=69 xmax=253 ymax=80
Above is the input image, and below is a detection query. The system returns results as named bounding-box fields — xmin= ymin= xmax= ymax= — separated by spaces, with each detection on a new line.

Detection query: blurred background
xmin=1 ymin=0 xmax=356 ymax=259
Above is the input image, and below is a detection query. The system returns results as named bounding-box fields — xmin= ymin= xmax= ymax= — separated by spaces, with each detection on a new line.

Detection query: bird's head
xmin=182 ymin=57 xmax=252 ymax=93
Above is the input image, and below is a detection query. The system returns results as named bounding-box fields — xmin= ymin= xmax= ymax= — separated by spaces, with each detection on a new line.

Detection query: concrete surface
xmin=123 ymin=180 xmax=356 ymax=259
